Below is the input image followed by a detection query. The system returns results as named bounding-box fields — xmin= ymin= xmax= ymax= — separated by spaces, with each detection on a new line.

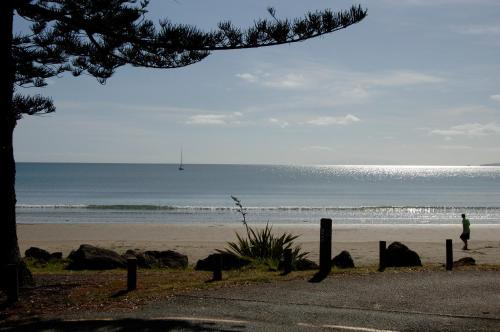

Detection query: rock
xmin=454 ymin=257 xmax=476 ymax=267
xmin=195 ymin=253 xmax=251 ymax=271
xmin=144 ymin=250 xmax=188 ymax=269
xmin=67 ymin=244 xmax=127 ymax=270
xmin=124 ymin=250 xmax=152 ymax=268
xmin=50 ymin=252 xmax=63 ymax=260
xmin=385 ymin=242 xmax=422 ymax=267
xmin=124 ymin=250 xmax=188 ymax=269
xmin=25 ymin=247 xmax=52 ymax=262
xmin=332 ymin=250 xmax=355 ymax=268
xmin=295 ymin=258 xmax=319 ymax=271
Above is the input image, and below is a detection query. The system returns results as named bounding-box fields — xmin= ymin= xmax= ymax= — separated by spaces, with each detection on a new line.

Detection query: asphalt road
xmin=2 ymin=270 xmax=500 ymax=331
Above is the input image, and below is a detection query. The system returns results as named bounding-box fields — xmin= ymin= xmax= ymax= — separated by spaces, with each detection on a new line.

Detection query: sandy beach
xmin=17 ymin=223 xmax=500 ymax=267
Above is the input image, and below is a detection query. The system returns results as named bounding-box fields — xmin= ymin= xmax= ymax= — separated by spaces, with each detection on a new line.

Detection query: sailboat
xmin=178 ymin=148 xmax=184 ymax=171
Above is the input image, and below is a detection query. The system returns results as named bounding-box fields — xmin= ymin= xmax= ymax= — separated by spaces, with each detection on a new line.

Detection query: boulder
xmin=144 ymin=250 xmax=188 ymax=269
xmin=332 ymin=250 xmax=355 ymax=268
xmin=453 ymin=257 xmax=476 ymax=267
xmin=67 ymin=244 xmax=126 ymax=270
xmin=385 ymin=242 xmax=422 ymax=267
xmin=25 ymin=247 xmax=52 ymax=262
xmin=295 ymin=258 xmax=319 ymax=271
xmin=124 ymin=250 xmax=188 ymax=269
xmin=124 ymin=250 xmax=154 ymax=268
xmin=195 ymin=252 xmax=251 ymax=271
xmin=50 ymin=252 xmax=63 ymax=260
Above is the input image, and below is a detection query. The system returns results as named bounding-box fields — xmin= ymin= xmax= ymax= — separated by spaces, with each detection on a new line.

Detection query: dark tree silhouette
xmin=0 ymin=0 xmax=366 ymax=287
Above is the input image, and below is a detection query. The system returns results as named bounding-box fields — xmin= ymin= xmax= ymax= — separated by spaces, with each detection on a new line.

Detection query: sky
xmin=13 ymin=0 xmax=500 ymax=165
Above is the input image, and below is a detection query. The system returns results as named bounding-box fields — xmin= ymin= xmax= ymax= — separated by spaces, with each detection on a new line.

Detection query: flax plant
xmin=224 ymin=196 xmax=308 ymax=268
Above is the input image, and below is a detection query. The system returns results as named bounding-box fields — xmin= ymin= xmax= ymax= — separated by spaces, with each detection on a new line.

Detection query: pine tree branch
xmin=11 ymin=1 xmax=367 ymax=115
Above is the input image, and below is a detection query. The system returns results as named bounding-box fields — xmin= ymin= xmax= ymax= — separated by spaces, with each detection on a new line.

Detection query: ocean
xmin=15 ymin=163 xmax=500 ymax=225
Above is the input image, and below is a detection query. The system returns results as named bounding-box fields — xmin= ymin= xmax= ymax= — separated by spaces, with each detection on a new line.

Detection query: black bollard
xmin=319 ymin=218 xmax=332 ymax=274
xmin=378 ymin=241 xmax=386 ymax=272
xmin=212 ymin=254 xmax=222 ymax=281
xmin=6 ymin=264 xmax=19 ymax=304
xmin=446 ymin=239 xmax=453 ymax=271
xmin=127 ymin=257 xmax=137 ymax=291
xmin=283 ymin=249 xmax=292 ymax=275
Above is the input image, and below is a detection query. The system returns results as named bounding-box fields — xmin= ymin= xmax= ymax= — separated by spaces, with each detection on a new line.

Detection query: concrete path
xmin=1 ymin=270 xmax=499 ymax=331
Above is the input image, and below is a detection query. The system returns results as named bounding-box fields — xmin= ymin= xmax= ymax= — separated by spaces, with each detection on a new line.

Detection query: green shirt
xmin=462 ymin=218 xmax=470 ymax=233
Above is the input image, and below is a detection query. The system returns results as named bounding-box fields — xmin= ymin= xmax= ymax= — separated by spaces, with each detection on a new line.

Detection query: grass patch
xmin=4 ymin=262 xmax=316 ymax=320
xmin=24 ymin=257 xmax=70 ymax=273
xmin=4 ymin=261 xmax=499 ymax=321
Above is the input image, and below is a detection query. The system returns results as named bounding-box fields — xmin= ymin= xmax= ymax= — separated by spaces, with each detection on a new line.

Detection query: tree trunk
xmin=0 ymin=1 xmax=33 ymax=290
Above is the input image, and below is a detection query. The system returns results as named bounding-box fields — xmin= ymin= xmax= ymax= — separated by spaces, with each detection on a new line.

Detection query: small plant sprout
xmin=231 ymin=195 xmax=248 ymax=234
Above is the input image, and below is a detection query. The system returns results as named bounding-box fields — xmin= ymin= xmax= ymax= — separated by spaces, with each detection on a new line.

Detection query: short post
xmin=127 ymin=257 xmax=137 ymax=291
xmin=283 ymin=249 xmax=292 ymax=275
xmin=6 ymin=264 xmax=19 ymax=304
xmin=446 ymin=239 xmax=453 ymax=271
xmin=319 ymin=218 xmax=332 ymax=274
xmin=378 ymin=241 xmax=386 ymax=272
xmin=212 ymin=254 xmax=222 ymax=281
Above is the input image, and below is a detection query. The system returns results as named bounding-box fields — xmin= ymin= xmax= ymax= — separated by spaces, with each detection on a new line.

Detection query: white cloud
xmin=186 ymin=112 xmax=244 ymax=126
xmin=386 ymin=0 xmax=496 ymax=6
xmin=445 ymin=105 xmax=491 ymax=115
xmin=238 ymin=68 xmax=444 ymax=90
xmin=455 ymin=25 xmax=500 ymax=36
xmin=236 ymin=66 xmax=444 ymax=110
xmin=430 ymin=122 xmax=500 ymax=137
xmin=437 ymin=145 xmax=474 ymax=150
xmin=361 ymin=71 xmax=445 ymax=86
xmin=263 ymin=74 xmax=307 ymax=89
xmin=237 ymin=72 xmax=307 ymax=89
xmin=300 ymin=146 xmax=333 ymax=151
xmin=437 ymin=145 xmax=500 ymax=153
xmin=490 ymin=94 xmax=500 ymax=101
xmin=307 ymin=114 xmax=361 ymax=126
xmin=236 ymin=73 xmax=259 ymax=83
xmin=268 ymin=118 xmax=289 ymax=128
xmin=337 ymin=85 xmax=372 ymax=101
xmin=56 ymin=100 xmax=211 ymax=115
xmin=186 ymin=114 xmax=227 ymax=125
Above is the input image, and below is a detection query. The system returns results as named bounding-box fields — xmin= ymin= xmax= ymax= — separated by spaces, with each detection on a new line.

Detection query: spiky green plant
xmin=223 ymin=196 xmax=308 ymax=267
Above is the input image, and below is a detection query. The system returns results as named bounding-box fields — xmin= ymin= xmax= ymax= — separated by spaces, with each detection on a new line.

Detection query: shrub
xmin=221 ymin=196 xmax=308 ymax=268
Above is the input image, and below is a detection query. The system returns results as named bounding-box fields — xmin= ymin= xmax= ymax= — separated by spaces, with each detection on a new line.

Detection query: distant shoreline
xmin=15 ymin=161 xmax=500 ymax=166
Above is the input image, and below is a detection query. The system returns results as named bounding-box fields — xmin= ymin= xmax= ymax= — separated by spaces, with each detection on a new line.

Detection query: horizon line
xmin=15 ymin=161 xmax=499 ymax=167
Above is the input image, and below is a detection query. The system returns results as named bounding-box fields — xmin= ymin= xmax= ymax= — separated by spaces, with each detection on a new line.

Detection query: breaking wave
xmin=16 ymin=204 xmax=500 ymax=213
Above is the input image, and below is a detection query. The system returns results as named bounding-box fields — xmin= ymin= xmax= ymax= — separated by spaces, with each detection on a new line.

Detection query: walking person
xmin=460 ymin=213 xmax=470 ymax=250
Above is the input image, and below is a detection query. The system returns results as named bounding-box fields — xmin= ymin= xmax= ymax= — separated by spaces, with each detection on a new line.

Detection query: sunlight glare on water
xmin=15 ymin=163 xmax=500 ymax=224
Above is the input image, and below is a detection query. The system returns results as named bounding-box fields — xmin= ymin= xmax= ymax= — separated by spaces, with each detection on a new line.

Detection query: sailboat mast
xmin=179 ymin=147 xmax=184 ymax=170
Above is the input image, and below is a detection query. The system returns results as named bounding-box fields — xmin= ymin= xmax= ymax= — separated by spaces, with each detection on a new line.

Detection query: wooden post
xmin=446 ymin=239 xmax=453 ymax=271
xmin=212 ymin=254 xmax=222 ymax=281
xmin=319 ymin=218 xmax=332 ymax=274
xmin=127 ymin=257 xmax=137 ymax=291
xmin=378 ymin=241 xmax=386 ymax=272
xmin=6 ymin=264 xmax=18 ymax=304
xmin=283 ymin=249 xmax=292 ymax=275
